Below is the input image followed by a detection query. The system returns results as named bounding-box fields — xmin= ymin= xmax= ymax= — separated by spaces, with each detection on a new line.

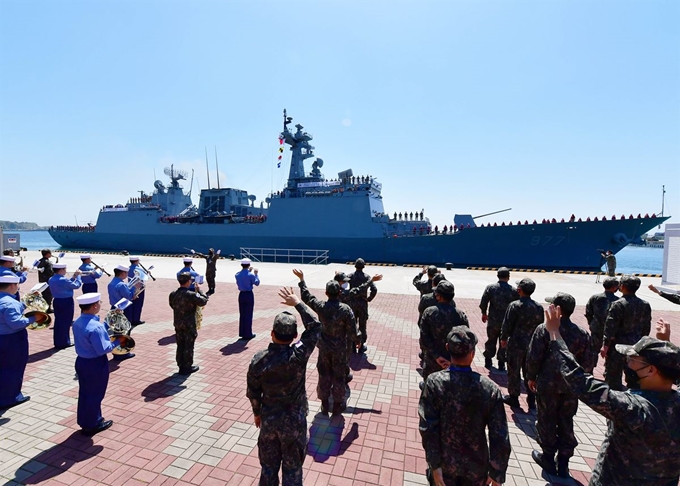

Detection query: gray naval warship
xmin=49 ymin=111 xmax=669 ymax=271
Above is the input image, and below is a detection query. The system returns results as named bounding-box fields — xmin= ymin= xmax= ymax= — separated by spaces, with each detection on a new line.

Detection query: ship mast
xmin=280 ymin=109 xmax=316 ymax=188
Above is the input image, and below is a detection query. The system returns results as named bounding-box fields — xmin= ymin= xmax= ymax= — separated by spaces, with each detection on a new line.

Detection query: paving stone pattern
xmin=1 ymin=276 xmax=678 ymax=486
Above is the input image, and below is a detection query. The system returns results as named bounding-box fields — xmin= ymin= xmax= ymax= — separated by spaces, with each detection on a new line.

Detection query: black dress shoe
xmin=497 ymin=360 xmax=506 ymax=371
xmin=82 ymin=419 xmax=113 ymax=437
xmin=502 ymin=395 xmax=520 ymax=408
xmin=0 ymin=395 xmax=30 ymax=410
xmin=239 ymin=334 xmax=256 ymax=341
xmin=345 ymin=373 xmax=353 ymax=383
xmin=320 ymin=399 xmax=330 ymax=415
xmin=132 ymin=321 xmax=145 ymax=326
xmin=484 ymin=357 xmax=493 ymax=368
xmin=178 ymin=365 xmax=200 ymax=375
xmin=112 ymin=353 xmax=136 ymax=361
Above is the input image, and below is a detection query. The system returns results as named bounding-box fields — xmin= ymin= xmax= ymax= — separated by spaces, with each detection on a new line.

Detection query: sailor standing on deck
xmin=73 ymin=292 xmax=124 ymax=436
xmin=235 ymin=258 xmax=259 ymax=340
xmin=78 ymin=254 xmax=103 ymax=294
xmin=127 ymin=256 xmax=146 ymax=325
xmin=48 ymin=263 xmax=82 ymax=349
xmin=0 ymin=275 xmax=38 ymax=410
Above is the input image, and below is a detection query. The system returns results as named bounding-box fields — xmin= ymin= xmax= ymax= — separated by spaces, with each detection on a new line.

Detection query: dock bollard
xmin=445 ymin=262 xmax=453 ymax=270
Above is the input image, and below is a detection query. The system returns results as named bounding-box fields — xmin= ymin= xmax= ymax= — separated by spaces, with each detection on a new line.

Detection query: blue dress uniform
xmin=78 ymin=260 xmax=103 ymax=294
xmin=72 ymin=295 xmax=116 ymax=432
xmin=108 ymin=276 xmax=133 ymax=308
xmin=0 ymin=265 xmax=28 ymax=301
xmin=127 ymin=260 xmax=146 ymax=325
xmin=177 ymin=265 xmax=200 ymax=290
xmin=0 ymin=286 xmax=36 ymax=408
xmin=48 ymin=271 xmax=82 ymax=348
xmin=235 ymin=260 xmax=260 ymax=339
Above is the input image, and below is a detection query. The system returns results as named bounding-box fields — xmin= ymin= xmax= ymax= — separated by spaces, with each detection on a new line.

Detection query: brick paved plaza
xmin=1 ymin=268 xmax=678 ymax=486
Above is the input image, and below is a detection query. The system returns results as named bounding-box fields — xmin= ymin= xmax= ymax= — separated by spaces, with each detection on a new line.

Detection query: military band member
xmin=0 ymin=275 xmax=38 ymax=409
xmin=73 ymin=293 xmax=123 ymax=436
xmin=347 ymin=258 xmax=377 ymax=353
xmin=109 ymin=265 xmax=134 ymax=308
xmin=37 ymin=249 xmax=56 ymax=313
xmin=585 ymin=277 xmax=619 ymax=368
xmin=0 ymin=254 xmax=27 ymax=300
xmin=192 ymin=248 xmax=220 ymax=295
xmin=649 ymin=284 xmax=680 ymax=305
xmin=48 ymin=263 xmax=82 ymax=349
xmin=419 ymin=281 xmax=469 ymax=384
xmin=178 ymin=257 xmax=201 ymax=290
xmin=527 ymin=293 xmax=592 ymax=478
xmin=601 ymin=275 xmax=651 ymax=390
xmin=294 ymin=269 xmax=358 ymax=415
xmin=247 ymin=287 xmax=321 ymax=485
xmin=500 ymin=278 xmax=544 ymax=409
xmin=169 ymin=273 xmax=209 ymax=375
xmin=235 ymin=258 xmax=259 ymax=340
xmin=78 ymin=254 xmax=103 ymax=294
xmin=543 ymin=304 xmax=680 ymax=485
xmin=413 ymin=265 xmax=439 ymax=296
xmin=127 ymin=256 xmax=146 ymax=325
xmin=419 ymin=326 xmax=510 ymax=486
xmin=479 ymin=267 xmax=519 ymax=370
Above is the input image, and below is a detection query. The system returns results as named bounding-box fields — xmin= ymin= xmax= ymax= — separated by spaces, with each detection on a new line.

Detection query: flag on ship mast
xmin=277 ymin=135 xmax=284 ymax=168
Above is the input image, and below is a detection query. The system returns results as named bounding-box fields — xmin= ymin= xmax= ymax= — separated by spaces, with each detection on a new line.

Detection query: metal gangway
xmin=240 ymin=247 xmax=329 ymax=265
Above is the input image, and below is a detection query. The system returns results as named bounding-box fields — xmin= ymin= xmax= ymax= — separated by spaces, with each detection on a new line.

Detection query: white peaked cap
xmin=115 ymin=265 xmax=130 ymax=272
xmin=80 ymin=254 xmax=91 ymax=259
xmin=0 ymin=256 xmax=16 ymax=262
xmin=241 ymin=258 xmax=251 ymax=265
xmin=129 ymin=256 xmax=140 ymax=261
xmin=53 ymin=263 xmax=67 ymax=269
xmin=0 ymin=275 xmax=20 ymax=283
xmin=76 ymin=292 xmax=101 ymax=305
xmin=183 ymin=257 xmax=193 ymax=263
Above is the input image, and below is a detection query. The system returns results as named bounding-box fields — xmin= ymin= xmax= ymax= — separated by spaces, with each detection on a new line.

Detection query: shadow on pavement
xmin=158 ymin=334 xmax=176 ymax=346
xmin=220 ymin=340 xmax=250 ymax=356
xmin=9 ymin=431 xmax=102 ymax=484
xmin=308 ymin=414 xmax=360 ymax=462
xmin=27 ymin=347 xmax=59 ymax=364
xmin=140 ymin=374 xmax=188 ymax=402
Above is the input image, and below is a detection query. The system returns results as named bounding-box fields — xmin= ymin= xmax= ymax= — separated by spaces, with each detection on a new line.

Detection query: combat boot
xmin=320 ymin=399 xmax=330 ymax=415
xmin=502 ymin=395 xmax=520 ymax=408
xmin=557 ymin=455 xmax=570 ymax=478
xmin=484 ymin=357 xmax=493 ymax=368
xmin=332 ymin=401 xmax=346 ymax=416
xmin=497 ymin=360 xmax=505 ymax=371
xmin=531 ymin=450 xmax=556 ymax=475
xmin=527 ymin=393 xmax=536 ymax=410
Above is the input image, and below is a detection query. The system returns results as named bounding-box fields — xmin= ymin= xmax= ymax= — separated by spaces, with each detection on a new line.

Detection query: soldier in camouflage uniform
xmin=601 ymin=250 xmax=617 ymax=277
xmin=585 ymin=277 xmax=619 ymax=368
xmin=479 ymin=267 xmax=518 ymax=371
xmin=543 ymin=304 xmax=680 ymax=485
xmin=649 ymin=284 xmax=680 ymax=305
xmin=168 ymin=273 xmax=209 ymax=375
xmin=246 ymin=288 xmax=321 ymax=486
xmin=413 ymin=265 xmax=439 ymax=296
xmin=601 ymin=275 xmax=651 ymax=390
xmin=417 ymin=273 xmax=448 ymax=328
xmin=419 ymin=326 xmax=510 ymax=486
xmin=527 ymin=293 xmax=592 ymax=478
xmin=192 ymin=248 xmax=220 ymax=295
xmin=500 ymin=278 xmax=544 ymax=409
xmin=419 ymin=281 xmax=469 ymax=384
xmin=347 ymin=258 xmax=377 ymax=354
xmin=293 ymin=269 xmax=359 ymax=415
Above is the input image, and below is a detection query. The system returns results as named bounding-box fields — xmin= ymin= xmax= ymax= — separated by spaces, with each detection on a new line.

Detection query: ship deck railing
xmin=241 ymin=247 xmax=328 ymax=265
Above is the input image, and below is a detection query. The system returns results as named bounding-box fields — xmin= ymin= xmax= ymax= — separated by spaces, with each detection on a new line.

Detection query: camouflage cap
xmin=355 ymin=258 xmax=366 ymax=269
xmin=545 ymin=292 xmax=576 ymax=316
xmin=620 ymin=275 xmax=641 ymax=292
xmin=334 ymin=272 xmax=350 ymax=283
xmin=426 ymin=265 xmax=438 ymax=277
xmin=435 ymin=280 xmax=455 ymax=299
xmin=603 ymin=277 xmax=619 ymax=290
xmin=326 ymin=280 xmax=342 ymax=296
xmin=177 ymin=272 xmax=193 ymax=284
xmin=615 ymin=336 xmax=680 ymax=371
xmin=516 ymin=278 xmax=536 ymax=295
xmin=447 ymin=326 xmax=478 ymax=356
xmin=497 ymin=266 xmax=510 ymax=278
xmin=272 ymin=311 xmax=297 ymax=340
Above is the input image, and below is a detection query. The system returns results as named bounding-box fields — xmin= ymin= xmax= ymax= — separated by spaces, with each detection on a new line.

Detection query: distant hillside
xmin=0 ymin=221 xmax=45 ymax=230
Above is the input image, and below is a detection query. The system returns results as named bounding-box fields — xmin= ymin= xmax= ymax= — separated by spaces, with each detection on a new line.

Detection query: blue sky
xmin=1 ymin=0 xmax=678 ymax=231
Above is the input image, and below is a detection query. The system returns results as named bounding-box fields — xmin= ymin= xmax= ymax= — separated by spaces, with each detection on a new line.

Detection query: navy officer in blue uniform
xmin=0 ymin=254 xmax=28 ymax=300
xmin=235 ymin=258 xmax=260 ymax=340
xmin=109 ymin=265 xmax=134 ymax=309
xmin=78 ymin=254 xmax=103 ymax=294
xmin=177 ymin=257 xmax=201 ymax=290
xmin=48 ymin=263 xmax=82 ymax=349
xmin=127 ymin=256 xmax=147 ymax=325
xmin=73 ymin=292 xmax=125 ymax=436
xmin=0 ymin=275 xmax=38 ymax=409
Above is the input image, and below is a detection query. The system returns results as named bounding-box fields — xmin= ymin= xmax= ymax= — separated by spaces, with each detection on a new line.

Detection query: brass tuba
xmin=21 ymin=284 xmax=51 ymax=330
xmin=105 ymin=309 xmax=136 ymax=355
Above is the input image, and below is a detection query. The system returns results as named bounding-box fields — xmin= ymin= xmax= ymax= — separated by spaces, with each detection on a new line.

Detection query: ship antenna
xmin=205 ymin=146 xmax=211 ymax=189
xmin=189 ymin=169 xmax=194 ymax=197
xmin=661 ymin=185 xmax=665 ymax=217
xmin=215 ymin=146 xmax=221 ymax=189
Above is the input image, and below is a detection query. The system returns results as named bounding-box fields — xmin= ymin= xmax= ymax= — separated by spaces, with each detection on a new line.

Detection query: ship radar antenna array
xmin=164 ymin=165 xmax=188 ymax=189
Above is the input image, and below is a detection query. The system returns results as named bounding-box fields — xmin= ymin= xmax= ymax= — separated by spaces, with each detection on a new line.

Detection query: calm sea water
xmin=9 ymin=230 xmax=664 ymax=274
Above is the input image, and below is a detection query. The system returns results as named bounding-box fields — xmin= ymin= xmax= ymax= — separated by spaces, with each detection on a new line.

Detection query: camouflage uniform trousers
xmin=483 ymin=317 xmax=506 ymax=364
xmin=536 ymin=392 xmax=578 ymax=458
xmin=350 ymin=301 xmax=369 ymax=345
xmin=258 ymin=407 xmax=307 ymax=486
xmin=174 ymin=323 xmax=197 ymax=370
xmin=426 ymin=469 xmax=487 ymax=486
xmin=604 ymin=347 xmax=639 ymax=391
xmin=316 ymin=348 xmax=349 ymax=404
xmin=506 ymin=343 xmax=534 ymax=399
xmin=590 ymin=331 xmax=603 ymax=369
xmin=206 ymin=270 xmax=216 ymax=292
